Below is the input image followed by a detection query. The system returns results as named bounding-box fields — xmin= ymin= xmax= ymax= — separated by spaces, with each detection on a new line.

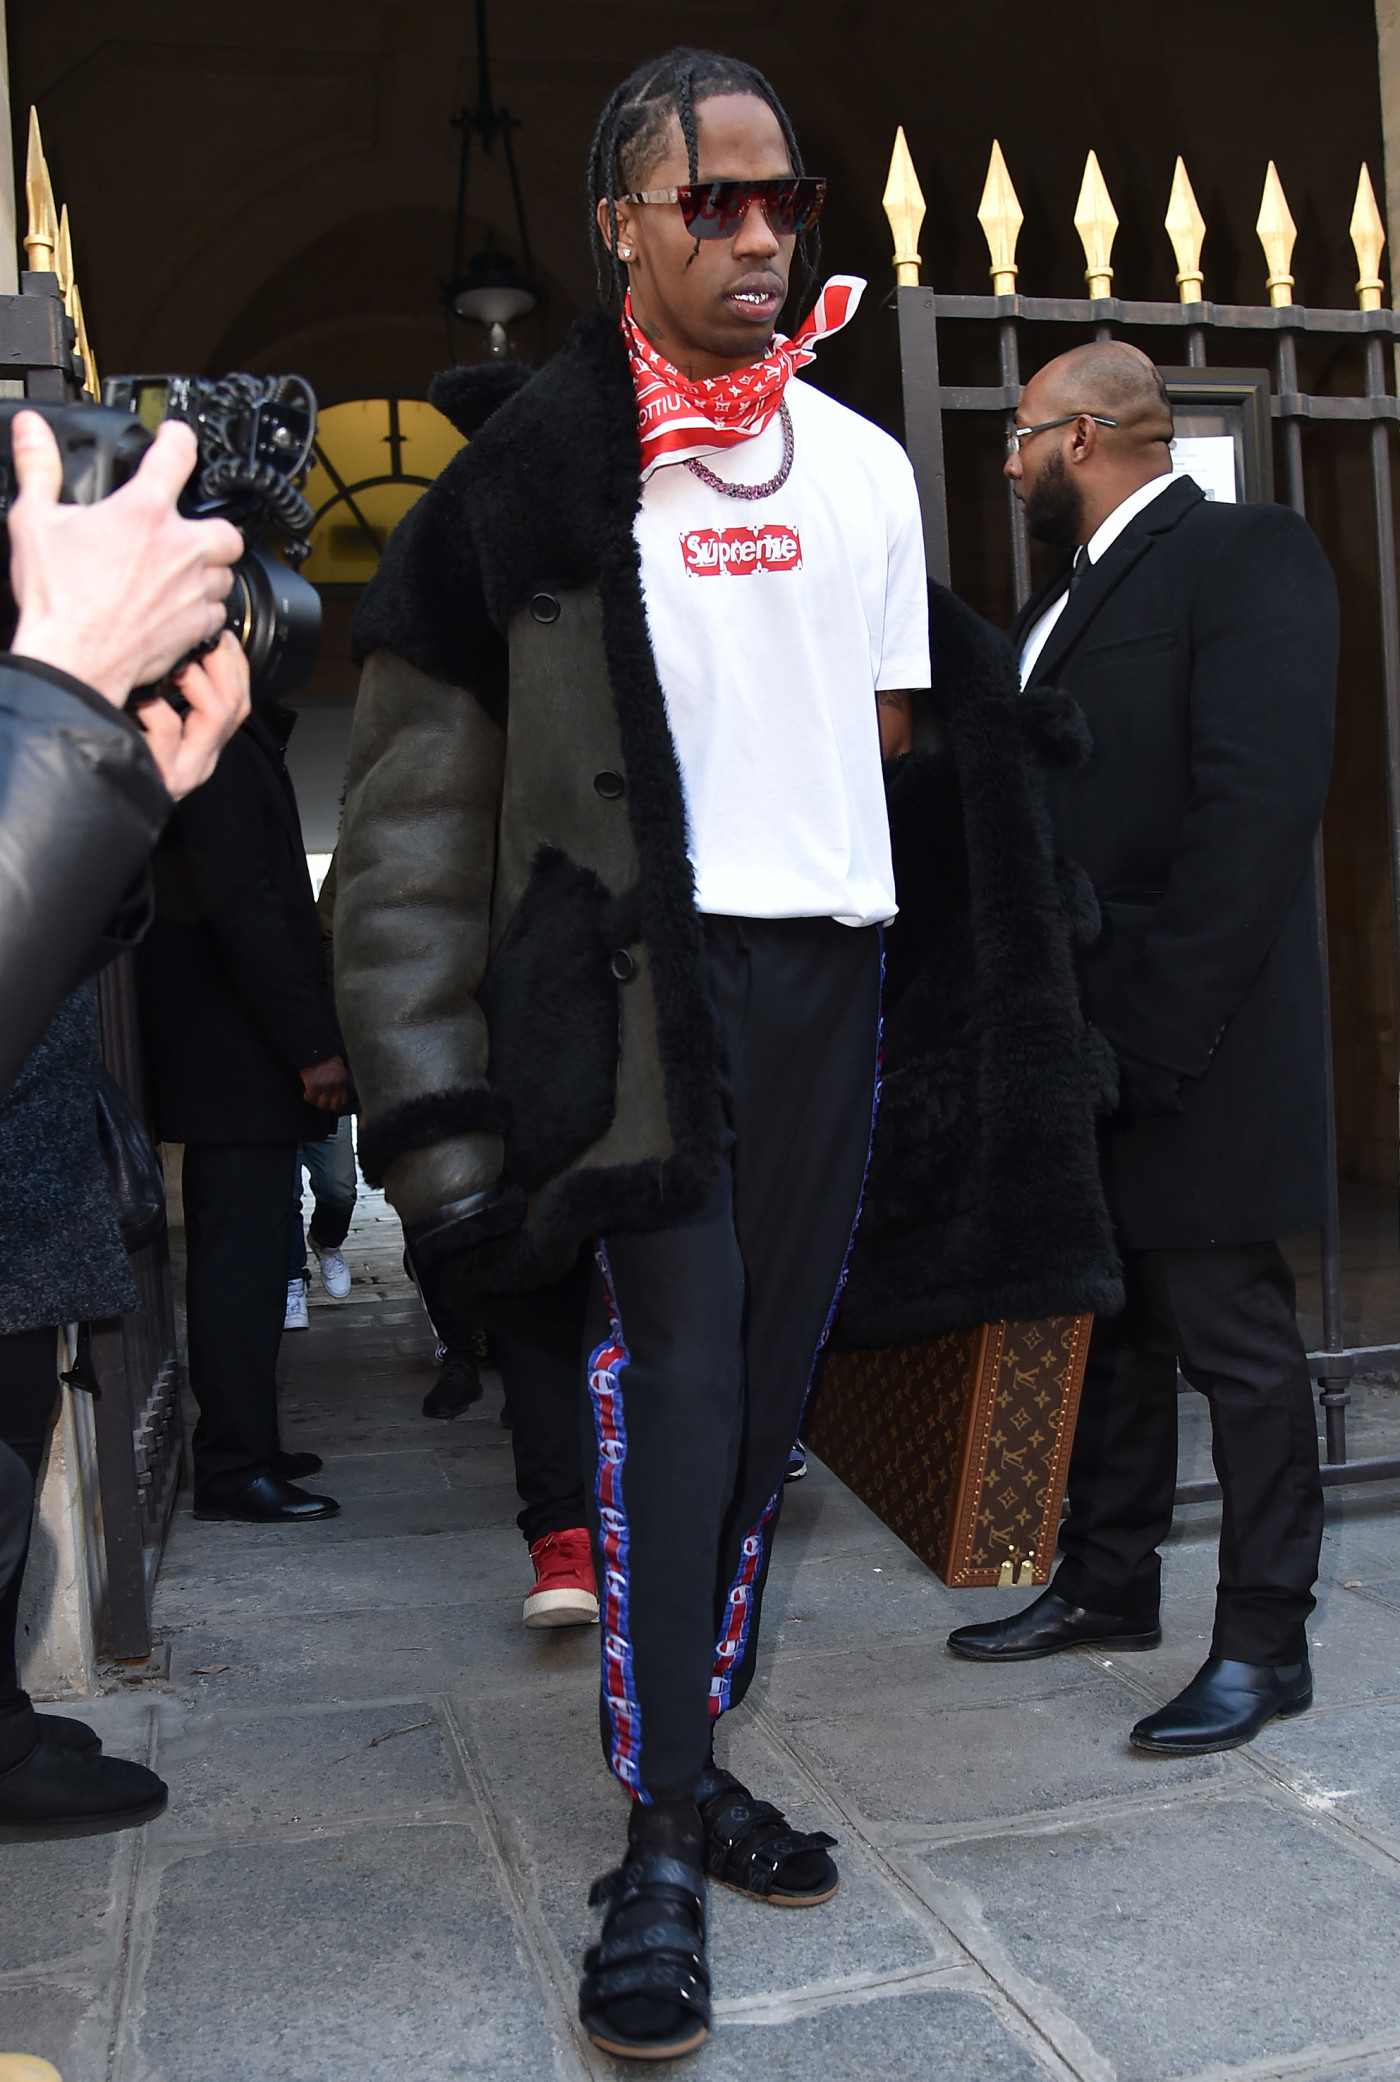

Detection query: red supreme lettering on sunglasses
xmin=680 ymin=524 xmax=802 ymax=578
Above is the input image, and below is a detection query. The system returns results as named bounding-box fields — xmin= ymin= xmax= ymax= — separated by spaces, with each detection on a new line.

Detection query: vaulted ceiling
xmin=8 ymin=0 xmax=1387 ymax=428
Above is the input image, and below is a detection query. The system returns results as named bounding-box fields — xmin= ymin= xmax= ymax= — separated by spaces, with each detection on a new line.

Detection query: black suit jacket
xmin=136 ymin=703 xmax=342 ymax=1145
xmin=1009 ymin=475 xmax=1338 ymax=1248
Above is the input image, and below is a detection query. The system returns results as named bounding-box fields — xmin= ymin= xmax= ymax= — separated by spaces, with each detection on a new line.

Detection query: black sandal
xmin=579 ymin=1851 xmax=711 ymax=2061
xmin=695 ymin=1765 xmax=839 ymax=1907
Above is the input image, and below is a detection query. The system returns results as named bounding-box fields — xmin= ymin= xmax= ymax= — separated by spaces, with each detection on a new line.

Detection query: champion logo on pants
xmin=588 ymin=1243 xmax=646 ymax=1796
xmin=709 ymin=1500 xmax=781 ymax=1718
xmin=707 ymin=935 xmax=887 ymax=1723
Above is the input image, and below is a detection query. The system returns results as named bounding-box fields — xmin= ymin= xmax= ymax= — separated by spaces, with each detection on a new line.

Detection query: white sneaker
xmin=284 ymin=1278 xmax=310 ymax=1331
xmin=315 ymin=1248 xmax=352 ymax=1300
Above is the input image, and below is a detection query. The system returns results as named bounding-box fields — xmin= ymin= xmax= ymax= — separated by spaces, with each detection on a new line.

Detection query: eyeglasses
xmin=1006 ymin=411 xmax=1118 ymax=454
xmin=618 ymin=177 xmax=827 ymax=240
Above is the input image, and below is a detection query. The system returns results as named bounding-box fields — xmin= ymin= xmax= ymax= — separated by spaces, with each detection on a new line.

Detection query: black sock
xmin=627 ymin=1795 xmax=702 ymax=1865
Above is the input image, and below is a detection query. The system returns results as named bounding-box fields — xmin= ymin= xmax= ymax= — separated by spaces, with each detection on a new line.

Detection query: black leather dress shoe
xmin=1131 ymin=1656 xmax=1312 ymax=1754
xmin=192 ymin=1472 xmax=340 ymax=1522
xmin=948 ymin=1587 xmax=1162 ymax=1662
xmin=36 ymin=1712 xmax=100 ymax=1754
xmin=0 ymin=1738 xmax=167 ymax=1840
xmin=276 ymin=1450 xmax=324 ymax=1479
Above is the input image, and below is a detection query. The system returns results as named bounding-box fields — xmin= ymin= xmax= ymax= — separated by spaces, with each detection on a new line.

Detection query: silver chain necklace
xmin=683 ymin=401 xmax=794 ymax=501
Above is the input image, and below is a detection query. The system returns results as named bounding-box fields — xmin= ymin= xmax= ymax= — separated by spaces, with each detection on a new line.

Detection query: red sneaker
xmin=524 ymin=1528 xmax=600 ymax=1629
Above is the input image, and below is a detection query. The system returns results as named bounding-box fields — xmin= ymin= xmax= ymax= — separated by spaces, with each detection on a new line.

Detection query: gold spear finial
xmin=977 ymin=140 xmax=1023 ymax=296
xmin=1350 ymin=162 xmax=1386 ymax=310
xmin=55 ymin=203 xmax=74 ymax=307
xmin=24 ymin=107 xmax=58 ymax=274
xmin=883 ymin=126 xmax=926 ymax=288
xmin=71 ymin=283 xmax=99 ymax=399
xmin=1256 ymin=160 xmax=1297 ymax=306
xmin=1074 ymin=150 xmax=1119 ymax=298
xmin=1165 ymin=157 xmax=1206 ymax=302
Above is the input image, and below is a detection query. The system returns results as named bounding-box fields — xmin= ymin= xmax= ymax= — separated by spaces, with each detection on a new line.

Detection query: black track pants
xmin=0 ymin=1325 xmax=60 ymax=1768
xmin=583 ymin=914 xmax=881 ymax=1804
xmin=183 ymin=1141 xmax=297 ymax=1494
xmin=1055 ymin=1240 xmax=1323 ymax=1663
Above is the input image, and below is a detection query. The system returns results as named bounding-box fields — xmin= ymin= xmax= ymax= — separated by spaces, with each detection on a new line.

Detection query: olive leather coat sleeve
xmin=335 ymin=650 xmax=510 ymax=1230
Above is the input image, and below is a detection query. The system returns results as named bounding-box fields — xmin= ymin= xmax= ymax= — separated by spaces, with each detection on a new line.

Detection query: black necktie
xmin=1068 ymin=544 xmax=1090 ymax=593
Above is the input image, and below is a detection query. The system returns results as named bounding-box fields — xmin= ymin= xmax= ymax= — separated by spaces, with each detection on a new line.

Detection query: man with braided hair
xmin=337 ymin=48 xmax=1117 ymax=2060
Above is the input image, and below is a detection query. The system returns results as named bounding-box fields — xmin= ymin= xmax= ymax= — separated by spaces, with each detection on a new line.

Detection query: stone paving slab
xmin=149 ymin=1699 xmax=466 ymax=1839
xmin=911 ymin=1792 xmax=1400 ymax=2080
xmin=763 ymin=1642 xmax=1226 ymax=1834
xmin=128 ymin=1824 xmax=574 ymax=2082
xmin=0 ymin=1985 xmax=106 ymax=2082
xmin=155 ymin=1521 xmax=532 ymax=1622
xmin=0 ymin=1830 xmax=125 ymax=1977
xmin=161 ymin=1588 xmax=596 ymax=1709
xmin=1249 ymin=1696 xmax=1400 ymax=1853
xmin=701 ymin=1987 xmax=1053 ymax=2079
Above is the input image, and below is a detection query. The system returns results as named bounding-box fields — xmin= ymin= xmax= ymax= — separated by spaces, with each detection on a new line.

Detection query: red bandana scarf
xmin=623 ymin=274 xmax=865 ymax=480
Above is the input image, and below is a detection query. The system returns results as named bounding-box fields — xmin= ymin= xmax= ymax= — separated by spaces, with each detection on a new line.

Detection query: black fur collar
xmin=352 ymin=308 xmax=642 ymax=682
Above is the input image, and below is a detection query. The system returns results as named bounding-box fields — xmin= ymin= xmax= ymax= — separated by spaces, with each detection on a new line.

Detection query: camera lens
xmin=224 ymin=546 xmax=321 ymax=701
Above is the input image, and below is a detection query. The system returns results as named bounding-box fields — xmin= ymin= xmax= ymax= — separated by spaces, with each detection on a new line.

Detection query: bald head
xmin=1031 ymin=342 xmax=1174 ymax=449
xmin=1007 ymin=342 xmax=1175 ymax=547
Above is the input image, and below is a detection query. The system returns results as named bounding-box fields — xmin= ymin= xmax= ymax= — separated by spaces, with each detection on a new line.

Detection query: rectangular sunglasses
xmin=619 ymin=176 xmax=826 ymax=240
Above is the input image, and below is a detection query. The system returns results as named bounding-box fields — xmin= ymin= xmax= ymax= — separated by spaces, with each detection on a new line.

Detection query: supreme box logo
xmin=680 ymin=524 xmax=803 ymax=577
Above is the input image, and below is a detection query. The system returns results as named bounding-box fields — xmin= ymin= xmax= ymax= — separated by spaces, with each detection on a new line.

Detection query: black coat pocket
xmin=479 ymin=848 xmax=621 ymax=1190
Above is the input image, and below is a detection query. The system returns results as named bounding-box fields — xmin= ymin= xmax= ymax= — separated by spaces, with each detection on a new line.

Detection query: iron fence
xmin=883 ymin=135 xmax=1400 ymax=1500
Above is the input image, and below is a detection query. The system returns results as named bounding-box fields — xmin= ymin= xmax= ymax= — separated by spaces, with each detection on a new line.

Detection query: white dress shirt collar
xmin=1082 ymin=467 xmax=1176 ymax=565
xmin=1017 ymin=469 xmax=1177 ymax=686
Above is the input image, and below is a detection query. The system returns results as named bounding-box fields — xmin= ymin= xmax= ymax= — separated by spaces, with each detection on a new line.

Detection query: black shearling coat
xmin=338 ymin=310 xmax=1122 ymax=1341
xmin=1010 ymin=477 xmax=1338 ymax=1249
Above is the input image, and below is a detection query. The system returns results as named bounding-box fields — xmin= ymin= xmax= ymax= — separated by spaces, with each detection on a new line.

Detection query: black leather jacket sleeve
xmin=0 ymin=655 xmax=170 ymax=1097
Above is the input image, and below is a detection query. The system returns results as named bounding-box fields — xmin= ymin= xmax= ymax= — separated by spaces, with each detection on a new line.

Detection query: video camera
xmin=0 ymin=371 xmax=322 ymax=701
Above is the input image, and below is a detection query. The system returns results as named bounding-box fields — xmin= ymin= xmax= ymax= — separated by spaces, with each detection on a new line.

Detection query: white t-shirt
xmin=634 ymin=376 xmax=930 ymax=928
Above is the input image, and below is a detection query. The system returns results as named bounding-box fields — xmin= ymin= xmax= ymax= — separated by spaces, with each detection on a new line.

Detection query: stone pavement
xmin=8 ymin=1187 xmax=1400 ymax=2081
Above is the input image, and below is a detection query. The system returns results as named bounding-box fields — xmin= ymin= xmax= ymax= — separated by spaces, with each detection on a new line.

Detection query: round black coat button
xmin=594 ymin=769 xmax=625 ymax=799
xmin=529 ymin=591 xmax=560 ymax=623
xmin=609 ymin=950 xmax=636 ymax=982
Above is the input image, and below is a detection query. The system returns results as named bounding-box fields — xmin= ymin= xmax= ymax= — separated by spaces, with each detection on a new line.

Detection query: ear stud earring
xmin=618 ymin=246 xmax=633 ymax=259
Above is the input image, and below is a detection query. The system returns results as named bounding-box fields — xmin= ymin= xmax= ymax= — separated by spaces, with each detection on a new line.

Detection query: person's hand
xmin=8 ymin=411 xmax=244 ymax=704
xmin=130 ymin=632 xmax=251 ymax=801
xmin=300 ymin=1054 xmax=349 ymax=1112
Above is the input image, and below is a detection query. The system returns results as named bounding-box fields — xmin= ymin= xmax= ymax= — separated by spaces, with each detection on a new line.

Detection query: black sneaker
xmin=422 ymin=1349 xmax=482 ymax=1420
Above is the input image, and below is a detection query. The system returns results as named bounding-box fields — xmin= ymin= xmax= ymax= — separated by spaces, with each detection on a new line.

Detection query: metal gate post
xmin=896 ymin=285 xmax=951 ymax=587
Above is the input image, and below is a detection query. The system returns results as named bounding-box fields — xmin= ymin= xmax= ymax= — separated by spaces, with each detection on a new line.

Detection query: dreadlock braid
xmin=585 ymin=47 xmax=821 ymax=317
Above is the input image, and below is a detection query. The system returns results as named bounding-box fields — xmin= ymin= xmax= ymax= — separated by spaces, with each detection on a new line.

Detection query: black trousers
xmin=183 ymin=1141 xmax=297 ymax=1493
xmin=498 ymin=1331 xmax=589 ymax=1545
xmin=583 ymin=914 xmax=881 ymax=1804
xmin=1055 ymin=1241 xmax=1324 ymax=1663
xmin=0 ymin=1325 xmax=60 ymax=1768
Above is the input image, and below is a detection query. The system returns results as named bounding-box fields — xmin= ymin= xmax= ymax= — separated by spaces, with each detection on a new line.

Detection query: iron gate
xmin=883 ymin=133 xmax=1400 ymax=1499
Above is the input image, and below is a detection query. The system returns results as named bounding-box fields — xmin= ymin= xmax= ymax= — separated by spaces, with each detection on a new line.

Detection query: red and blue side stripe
xmin=587 ymin=1242 xmax=647 ymax=1799
xmin=708 ymin=934 xmax=886 ymax=1720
